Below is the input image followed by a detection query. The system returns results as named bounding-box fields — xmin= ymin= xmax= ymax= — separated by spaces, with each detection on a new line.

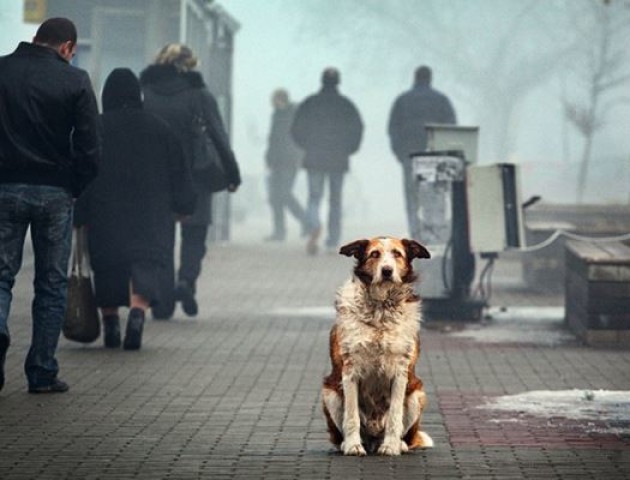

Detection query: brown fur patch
xmin=322 ymin=325 xmax=343 ymax=394
xmin=322 ymin=396 xmax=344 ymax=446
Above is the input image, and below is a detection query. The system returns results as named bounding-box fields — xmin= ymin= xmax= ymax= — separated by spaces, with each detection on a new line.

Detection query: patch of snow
xmin=450 ymin=306 xmax=575 ymax=346
xmin=480 ymin=389 xmax=630 ymax=435
xmin=488 ymin=306 xmax=565 ymax=319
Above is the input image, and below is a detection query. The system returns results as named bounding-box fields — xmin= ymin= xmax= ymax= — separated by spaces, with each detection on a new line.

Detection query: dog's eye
xmin=369 ymin=251 xmax=381 ymax=259
xmin=392 ymin=250 xmax=402 ymax=258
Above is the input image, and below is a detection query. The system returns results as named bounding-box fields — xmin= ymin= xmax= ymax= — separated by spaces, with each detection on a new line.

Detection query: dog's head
xmin=339 ymin=236 xmax=431 ymax=286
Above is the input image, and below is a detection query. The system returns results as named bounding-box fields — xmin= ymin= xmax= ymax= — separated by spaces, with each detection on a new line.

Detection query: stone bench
xmin=565 ymin=241 xmax=630 ymax=347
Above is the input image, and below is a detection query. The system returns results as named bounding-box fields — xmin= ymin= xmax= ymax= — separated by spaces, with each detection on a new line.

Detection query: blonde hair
xmin=154 ymin=43 xmax=198 ymax=72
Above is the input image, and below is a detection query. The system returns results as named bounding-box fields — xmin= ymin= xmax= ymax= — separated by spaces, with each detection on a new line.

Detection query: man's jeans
xmin=268 ymin=168 xmax=306 ymax=237
xmin=306 ymin=170 xmax=344 ymax=248
xmin=179 ymin=223 xmax=209 ymax=289
xmin=0 ymin=184 xmax=73 ymax=387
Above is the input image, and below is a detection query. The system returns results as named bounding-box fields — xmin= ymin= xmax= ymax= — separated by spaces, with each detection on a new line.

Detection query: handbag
xmin=191 ymin=113 xmax=230 ymax=193
xmin=63 ymin=227 xmax=100 ymax=343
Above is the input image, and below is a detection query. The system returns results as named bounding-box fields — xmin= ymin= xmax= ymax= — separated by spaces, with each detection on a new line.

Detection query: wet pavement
xmin=1 ymin=233 xmax=629 ymax=479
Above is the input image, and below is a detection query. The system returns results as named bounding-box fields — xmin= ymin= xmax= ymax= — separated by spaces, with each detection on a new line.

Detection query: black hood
xmin=139 ymin=64 xmax=205 ymax=95
xmin=102 ymin=68 xmax=142 ymax=112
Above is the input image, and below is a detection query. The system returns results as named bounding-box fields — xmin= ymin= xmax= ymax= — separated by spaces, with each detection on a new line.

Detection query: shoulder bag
xmin=63 ymin=227 xmax=100 ymax=343
xmin=191 ymin=113 xmax=229 ymax=193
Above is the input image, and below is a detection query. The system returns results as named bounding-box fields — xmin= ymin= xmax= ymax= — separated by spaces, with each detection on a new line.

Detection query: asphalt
xmin=1 ymin=230 xmax=629 ymax=479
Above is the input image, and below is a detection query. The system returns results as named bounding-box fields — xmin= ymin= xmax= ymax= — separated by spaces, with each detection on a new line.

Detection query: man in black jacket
xmin=0 ymin=18 xmax=101 ymax=393
xmin=388 ymin=66 xmax=457 ymax=240
xmin=291 ymin=68 xmax=363 ymax=255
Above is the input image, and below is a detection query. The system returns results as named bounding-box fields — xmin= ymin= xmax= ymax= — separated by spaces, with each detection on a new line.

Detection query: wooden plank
xmin=600 ymin=242 xmax=630 ymax=261
xmin=566 ymin=241 xmax=630 ymax=264
xmin=566 ymin=242 xmax=630 ymax=281
xmin=566 ymin=241 xmax=613 ymax=262
xmin=565 ymin=297 xmax=630 ymax=329
xmin=589 ymin=281 xmax=630 ymax=298
xmin=525 ymin=221 xmax=576 ymax=232
xmin=585 ymin=330 xmax=621 ymax=347
xmin=587 ymin=265 xmax=630 ymax=282
xmin=565 ymin=241 xmax=630 ymax=332
xmin=566 ymin=272 xmax=630 ymax=315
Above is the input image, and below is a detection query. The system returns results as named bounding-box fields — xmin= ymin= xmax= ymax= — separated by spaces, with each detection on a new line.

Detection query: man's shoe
xmin=123 ymin=308 xmax=145 ymax=351
xmin=28 ymin=378 xmax=69 ymax=394
xmin=152 ymin=298 xmax=175 ymax=321
xmin=176 ymin=280 xmax=198 ymax=317
xmin=306 ymin=227 xmax=321 ymax=256
xmin=0 ymin=335 xmax=8 ymax=392
xmin=103 ymin=314 xmax=121 ymax=348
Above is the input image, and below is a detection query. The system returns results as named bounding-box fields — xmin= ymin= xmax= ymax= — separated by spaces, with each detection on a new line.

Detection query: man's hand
xmin=227 ymin=184 xmax=239 ymax=193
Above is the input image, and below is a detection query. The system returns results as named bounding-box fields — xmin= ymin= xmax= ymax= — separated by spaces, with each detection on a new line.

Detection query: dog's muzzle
xmin=381 ymin=267 xmax=393 ymax=280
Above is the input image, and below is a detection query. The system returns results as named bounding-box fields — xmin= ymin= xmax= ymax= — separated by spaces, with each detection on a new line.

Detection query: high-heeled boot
xmin=102 ymin=314 xmax=121 ymax=348
xmin=123 ymin=308 xmax=145 ymax=350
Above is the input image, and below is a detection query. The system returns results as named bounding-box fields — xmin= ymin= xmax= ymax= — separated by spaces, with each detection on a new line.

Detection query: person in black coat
xmin=77 ymin=68 xmax=195 ymax=350
xmin=0 ymin=17 xmax=100 ymax=393
xmin=387 ymin=66 xmax=457 ymax=240
xmin=140 ymin=43 xmax=241 ymax=318
xmin=264 ymin=89 xmax=306 ymax=242
xmin=291 ymin=68 xmax=363 ymax=255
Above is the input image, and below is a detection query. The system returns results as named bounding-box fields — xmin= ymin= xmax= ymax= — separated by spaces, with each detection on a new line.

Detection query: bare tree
xmin=564 ymin=0 xmax=630 ymax=202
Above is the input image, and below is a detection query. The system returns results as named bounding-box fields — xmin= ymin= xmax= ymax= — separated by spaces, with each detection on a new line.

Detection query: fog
xmin=2 ymin=0 xmax=629 ymax=242
xmin=225 ymin=1 xmax=630 ymax=214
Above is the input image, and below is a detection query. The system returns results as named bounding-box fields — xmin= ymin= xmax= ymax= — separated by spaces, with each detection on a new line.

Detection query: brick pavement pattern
xmin=1 ymin=241 xmax=629 ymax=479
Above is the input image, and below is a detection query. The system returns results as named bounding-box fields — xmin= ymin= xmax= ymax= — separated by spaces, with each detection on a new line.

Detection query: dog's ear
xmin=339 ymin=239 xmax=369 ymax=259
xmin=402 ymin=239 xmax=431 ymax=260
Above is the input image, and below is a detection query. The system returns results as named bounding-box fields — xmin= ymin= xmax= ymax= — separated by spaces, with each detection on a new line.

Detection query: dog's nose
xmin=382 ymin=267 xmax=393 ymax=278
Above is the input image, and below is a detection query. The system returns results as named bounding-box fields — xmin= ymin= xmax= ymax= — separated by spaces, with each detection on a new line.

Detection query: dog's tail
xmin=405 ymin=428 xmax=434 ymax=449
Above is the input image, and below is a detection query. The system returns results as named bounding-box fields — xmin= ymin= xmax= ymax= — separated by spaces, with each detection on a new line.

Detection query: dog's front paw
xmin=342 ymin=440 xmax=367 ymax=456
xmin=378 ymin=438 xmax=402 ymax=456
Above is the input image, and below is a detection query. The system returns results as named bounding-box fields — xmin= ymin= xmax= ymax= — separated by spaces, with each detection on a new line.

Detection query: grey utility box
xmin=466 ymin=163 xmax=526 ymax=254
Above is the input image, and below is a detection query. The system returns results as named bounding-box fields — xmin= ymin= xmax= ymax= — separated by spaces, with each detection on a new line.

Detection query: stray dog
xmin=322 ymin=236 xmax=434 ymax=456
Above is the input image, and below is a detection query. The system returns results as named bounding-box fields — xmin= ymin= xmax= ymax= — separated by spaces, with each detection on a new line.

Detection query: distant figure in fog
xmin=75 ymin=68 xmax=195 ymax=350
xmin=264 ymin=88 xmax=306 ymax=242
xmin=140 ymin=43 xmax=241 ymax=318
xmin=388 ymin=65 xmax=457 ymax=240
xmin=291 ymin=68 xmax=364 ymax=255
xmin=0 ymin=17 xmax=100 ymax=393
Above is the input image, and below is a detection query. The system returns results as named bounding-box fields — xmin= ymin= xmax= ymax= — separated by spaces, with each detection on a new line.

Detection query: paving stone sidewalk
xmin=1 ymin=240 xmax=629 ymax=479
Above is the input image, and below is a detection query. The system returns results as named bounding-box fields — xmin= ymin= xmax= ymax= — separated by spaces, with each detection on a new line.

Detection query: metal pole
xmin=179 ymin=0 xmax=187 ymax=44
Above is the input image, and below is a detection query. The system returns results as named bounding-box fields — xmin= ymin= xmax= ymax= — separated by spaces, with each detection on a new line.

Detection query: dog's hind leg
xmin=403 ymin=390 xmax=434 ymax=449
xmin=322 ymin=387 xmax=344 ymax=448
